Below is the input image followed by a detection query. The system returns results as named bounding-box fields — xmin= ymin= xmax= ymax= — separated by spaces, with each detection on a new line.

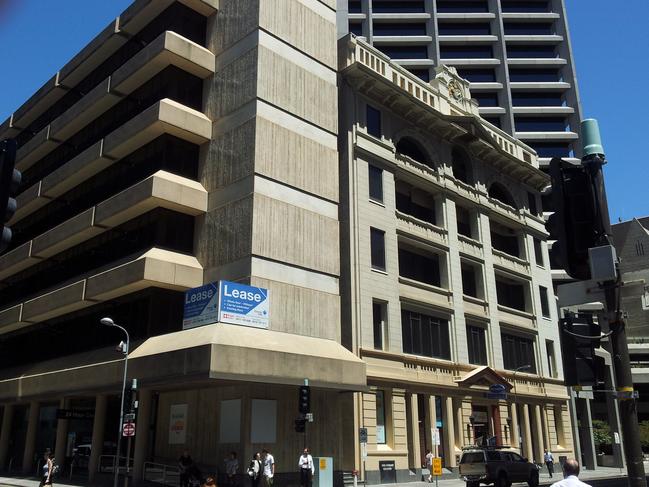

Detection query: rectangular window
xmin=373 ymin=0 xmax=426 ymax=13
xmin=398 ymin=247 xmax=441 ymax=287
xmin=456 ymin=68 xmax=497 ymax=83
xmin=503 ymin=22 xmax=554 ymax=35
xmin=533 ymin=238 xmax=544 ymax=267
xmin=526 ymin=142 xmax=572 ymax=158
xmin=467 ymin=325 xmax=488 ymax=365
xmin=440 ymin=45 xmax=494 ymax=59
xmin=408 ymin=69 xmax=430 ymax=82
xmin=349 ymin=22 xmax=363 ymax=36
xmin=512 ymin=93 xmax=563 ymax=107
xmin=349 ymin=0 xmax=362 ymax=13
xmin=495 ymin=276 xmax=526 ymax=311
xmin=483 ymin=117 xmax=501 ymax=129
xmin=490 ymin=226 xmax=520 ymax=257
xmin=369 ymin=165 xmax=383 ymax=202
xmin=456 ymin=206 xmax=474 ymax=239
xmin=373 ymin=23 xmax=427 ymax=36
xmin=461 ymin=262 xmax=478 ymax=298
xmin=539 ymin=285 xmax=550 ymax=317
xmin=376 ymin=391 xmax=387 ymax=444
xmin=506 ymin=45 xmax=556 ymax=59
xmin=472 ymin=92 xmax=499 ymax=107
xmin=515 ymin=117 xmax=568 ymax=132
xmin=367 ymin=104 xmax=382 ymax=137
xmin=370 ymin=228 xmax=386 ymax=271
xmin=546 ymin=340 xmax=557 ymax=378
xmin=501 ymin=333 xmax=536 ymax=373
xmin=436 ymin=0 xmax=489 ymax=13
xmin=501 ymin=1 xmax=550 ymax=13
xmin=527 ymin=191 xmax=538 ymax=215
xmin=376 ymin=45 xmax=429 ymax=59
xmin=373 ymin=301 xmax=387 ymax=350
xmin=438 ymin=23 xmax=491 ymax=36
xmin=395 ymin=185 xmax=436 ymax=225
xmin=401 ymin=309 xmax=451 ymax=359
xmin=509 ymin=68 xmax=562 ymax=83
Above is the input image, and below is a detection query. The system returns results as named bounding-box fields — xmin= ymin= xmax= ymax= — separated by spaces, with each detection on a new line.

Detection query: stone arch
xmin=395 ymin=136 xmax=435 ymax=170
xmin=488 ymin=182 xmax=518 ymax=209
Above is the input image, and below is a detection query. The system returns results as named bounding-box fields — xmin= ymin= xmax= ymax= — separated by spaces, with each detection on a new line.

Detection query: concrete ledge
xmin=13 ymin=181 xmax=51 ymax=224
xmin=0 ymin=242 xmax=40 ymax=281
xmin=16 ymin=125 xmax=60 ymax=172
xmin=31 ymin=208 xmax=103 ymax=259
xmin=0 ymin=248 xmax=203 ymax=334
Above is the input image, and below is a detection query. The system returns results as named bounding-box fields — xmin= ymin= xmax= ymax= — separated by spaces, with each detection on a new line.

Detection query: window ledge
xmin=398 ymin=276 xmax=452 ymax=296
xmin=369 ymin=198 xmax=386 ymax=208
xmin=463 ymin=295 xmax=487 ymax=306
xmin=497 ymin=304 xmax=534 ymax=320
xmin=371 ymin=267 xmax=389 ymax=276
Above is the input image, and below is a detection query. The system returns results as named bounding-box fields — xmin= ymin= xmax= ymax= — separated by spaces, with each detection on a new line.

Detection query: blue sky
xmin=0 ymin=0 xmax=646 ymax=221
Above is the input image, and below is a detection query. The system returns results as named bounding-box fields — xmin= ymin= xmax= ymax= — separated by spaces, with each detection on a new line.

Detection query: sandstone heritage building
xmin=0 ymin=0 xmax=574 ymax=484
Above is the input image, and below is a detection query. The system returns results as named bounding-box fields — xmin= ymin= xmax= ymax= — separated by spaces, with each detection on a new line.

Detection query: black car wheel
xmin=528 ymin=470 xmax=539 ymax=487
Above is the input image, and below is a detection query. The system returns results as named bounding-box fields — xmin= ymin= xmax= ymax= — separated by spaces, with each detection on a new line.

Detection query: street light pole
xmin=100 ymin=317 xmax=130 ymax=487
xmin=512 ymin=364 xmax=531 ymax=453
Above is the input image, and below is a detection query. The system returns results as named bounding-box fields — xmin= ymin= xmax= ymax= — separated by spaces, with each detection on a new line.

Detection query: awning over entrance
xmin=129 ymin=323 xmax=367 ymax=391
xmin=454 ymin=365 xmax=513 ymax=391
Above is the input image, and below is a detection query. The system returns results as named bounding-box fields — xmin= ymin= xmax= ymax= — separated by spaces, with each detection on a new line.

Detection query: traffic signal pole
xmin=581 ymin=120 xmax=646 ymax=487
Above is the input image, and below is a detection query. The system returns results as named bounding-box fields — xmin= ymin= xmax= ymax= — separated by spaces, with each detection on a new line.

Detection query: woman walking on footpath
xmin=248 ymin=453 xmax=262 ymax=487
xmin=40 ymin=450 xmax=54 ymax=487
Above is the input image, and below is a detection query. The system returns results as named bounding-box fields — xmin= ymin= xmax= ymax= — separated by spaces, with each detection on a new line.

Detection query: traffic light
xmin=559 ymin=312 xmax=602 ymax=386
xmin=122 ymin=379 xmax=138 ymax=414
xmin=298 ymin=385 xmax=310 ymax=414
xmin=294 ymin=418 xmax=306 ymax=433
xmin=0 ymin=139 xmax=21 ymax=253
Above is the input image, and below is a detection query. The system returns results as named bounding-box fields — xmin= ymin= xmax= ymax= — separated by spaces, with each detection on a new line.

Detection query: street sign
xmin=56 ymin=409 xmax=94 ymax=420
xmin=124 ymin=413 xmax=136 ymax=421
xmin=432 ymin=458 xmax=442 ymax=476
xmin=218 ymin=281 xmax=269 ymax=328
xmin=359 ymin=427 xmax=368 ymax=443
xmin=431 ymin=428 xmax=440 ymax=446
xmin=122 ymin=422 xmax=136 ymax=437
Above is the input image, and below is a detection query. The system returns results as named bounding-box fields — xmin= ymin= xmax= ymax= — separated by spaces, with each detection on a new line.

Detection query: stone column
xmin=88 ymin=395 xmax=107 ymax=481
xmin=509 ymin=402 xmax=520 ymax=453
xmin=521 ymin=404 xmax=533 ymax=460
xmin=132 ymin=389 xmax=153 ymax=485
xmin=533 ymin=404 xmax=544 ymax=463
xmin=541 ymin=406 xmax=551 ymax=452
xmin=0 ymin=404 xmax=14 ymax=469
xmin=444 ymin=397 xmax=456 ymax=468
xmin=455 ymin=399 xmax=464 ymax=448
xmin=407 ymin=393 xmax=421 ymax=469
xmin=54 ymin=398 xmax=70 ymax=468
xmin=491 ymin=405 xmax=502 ymax=446
xmin=22 ymin=400 xmax=40 ymax=473
xmin=425 ymin=395 xmax=438 ymax=457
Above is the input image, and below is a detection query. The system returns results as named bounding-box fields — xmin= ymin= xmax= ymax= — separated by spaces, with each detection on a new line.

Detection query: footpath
xmin=0 ymin=467 xmax=631 ymax=487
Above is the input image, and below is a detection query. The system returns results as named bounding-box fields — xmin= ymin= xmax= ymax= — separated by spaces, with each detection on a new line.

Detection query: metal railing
xmin=143 ymin=461 xmax=181 ymax=486
xmin=98 ymin=454 xmax=133 ymax=473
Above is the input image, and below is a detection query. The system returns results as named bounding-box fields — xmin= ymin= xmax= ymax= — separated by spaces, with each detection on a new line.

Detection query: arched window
xmin=451 ymin=146 xmax=473 ymax=184
xmin=488 ymin=183 xmax=517 ymax=209
xmin=396 ymin=137 xmax=434 ymax=170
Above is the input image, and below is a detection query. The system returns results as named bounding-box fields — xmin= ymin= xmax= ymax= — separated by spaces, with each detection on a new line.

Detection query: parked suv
xmin=459 ymin=447 xmax=539 ymax=487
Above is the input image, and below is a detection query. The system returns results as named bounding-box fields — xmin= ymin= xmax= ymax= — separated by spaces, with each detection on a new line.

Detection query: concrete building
xmin=0 ymin=0 xmax=575 ymax=484
xmin=338 ymin=36 xmax=573 ymax=481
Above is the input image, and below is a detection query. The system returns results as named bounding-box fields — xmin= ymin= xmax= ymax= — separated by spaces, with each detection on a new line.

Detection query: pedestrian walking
xmin=179 ymin=450 xmax=201 ymax=487
xmin=40 ymin=450 xmax=54 ymax=487
xmin=424 ymin=450 xmax=433 ymax=482
xmin=544 ymin=449 xmax=555 ymax=478
xmin=549 ymin=459 xmax=591 ymax=487
xmin=247 ymin=453 xmax=262 ymax=487
xmin=225 ymin=451 xmax=239 ymax=487
xmin=298 ymin=448 xmax=314 ymax=487
xmin=262 ymin=449 xmax=275 ymax=487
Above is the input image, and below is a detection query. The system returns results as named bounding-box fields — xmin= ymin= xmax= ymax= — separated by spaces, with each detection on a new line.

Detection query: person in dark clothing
xmin=247 ymin=452 xmax=262 ymax=487
xmin=179 ymin=450 xmax=201 ymax=487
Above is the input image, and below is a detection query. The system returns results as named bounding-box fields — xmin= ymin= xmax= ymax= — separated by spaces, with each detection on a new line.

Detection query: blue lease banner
xmin=183 ymin=282 xmax=219 ymax=330
xmin=218 ymin=280 xmax=269 ymax=329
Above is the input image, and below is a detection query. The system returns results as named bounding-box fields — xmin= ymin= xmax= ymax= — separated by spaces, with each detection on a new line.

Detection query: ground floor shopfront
xmin=0 ymin=324 xmax=366 ymax=485
xmin=354 ymin=349 xmax=575 ymax=484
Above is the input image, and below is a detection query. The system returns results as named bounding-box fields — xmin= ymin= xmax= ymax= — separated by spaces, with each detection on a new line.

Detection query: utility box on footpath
xmin=314 ymin=457 xmax=333 ymax=487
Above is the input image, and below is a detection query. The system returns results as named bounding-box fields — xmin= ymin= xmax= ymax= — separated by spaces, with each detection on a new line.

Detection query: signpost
xmin=432 ymin=457 xmax=442 ymax=487
xmin=122 ymin=422 xmax=136 ymax=437
xmin=183 ymin=281 xmax=270 ymax=330
xmin=485 ymin=384 xmax=507 ymax=400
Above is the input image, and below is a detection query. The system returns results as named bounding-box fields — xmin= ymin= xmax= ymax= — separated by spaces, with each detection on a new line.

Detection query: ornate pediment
xmin=455 ymin=365 xmax=513 ymax=391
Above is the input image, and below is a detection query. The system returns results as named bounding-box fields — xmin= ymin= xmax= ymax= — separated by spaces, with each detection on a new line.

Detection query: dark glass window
xmin=451 ymin=147 xmax=472 ymax=184
xmin=396 ymin=137 xmax=432 ymax=168
xmin=369 ymin=165 xmax=384 ymax=202
xmin=506 ymin=45 xmax=556 ymax=58
xmin=527 ymin=191 xmax=539 ymax=215
xmin=511 ymin=93 xmax=563 ymax=106
xmin=515 ymin=117 xmax=567 ymax=132
xmin=349 ymin=0 xmax=362 ymax=13
xmin=367 ymin=104 xmax=382 ymax=137
xmin=488 ymin=183 xmax=517 ymax=209
xmin=437 ymin=23 xmax=491 ymax=35
xmin=376 ymin=45 xmax=428 ymax=59
xmin=395 ymin=187 xmax=436 ymax=225
xmin=440 ymin=45 xmax=493 ymax=59
xmin=399 ymin=247 xmax=441 ymax=287
xmin=373 ymin=301 xmax=386 ymax=350
xmin=371 ymin=228 xmax=386 ymax=270
xmin=504 ymin=23 xmax=554 ymax=35
xmin=373 ymin=23 xmax=427 ymax=36
xmin=502 ymin=333 xmax=536 ymax=373
xmin=534 ymin=238 xmax=544 ymax=267
xmin=483 ymin=117 xmax=501 ymax=128
xmin=436 ymin=1 xmax=489 ymax=13
xmin=496 ymin=277 xmax=526 ymax=311
xmin=508 ymin=68 xmax=562 ymax=82
xmin=372 ymin=0 xmax=425 ymax=13
xmin=527 ymin=142 xmax=572 ymax=158
xmin=501 ymin=1 xmax=550 ymax=13
xmin=491 ymin=224 xmax=520 ymax=257
xmin=467 ymin=325 xmax=488 ymax=365
xmin=539 ymin=286 xmax=550 ymax=317
xmin=349 ymin=22 xmax=363 ymax=36
xmin=456 ymin=206 xmax=474 ymax=239
xmin=461 ymin=263 xmax=478 ymax=298
xmin=456 ymin=68 xmax=496 ymax=83
xmin=472 ymin=92 xmax=499 ymax=107
xmin=401 ymin=309 xmax=451 ymax=359
xmin=409 ymin=69 xmax=430 ymax=82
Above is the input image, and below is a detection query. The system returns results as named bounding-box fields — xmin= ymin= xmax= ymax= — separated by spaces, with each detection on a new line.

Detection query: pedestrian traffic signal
xmin=0 ymin=139 xmax=21 ymax=253
xmin=545 ymin=158 xmax=604 ymax=281
xmin=122 ymin=381 xmax=137 ymax=414
xmin=295 ymin=418 xmax=306 ymax=433
xmin=559 ymin=312 xmax=602 ymax=386
xmin=298 ymin=385 xmax=310 ymax=414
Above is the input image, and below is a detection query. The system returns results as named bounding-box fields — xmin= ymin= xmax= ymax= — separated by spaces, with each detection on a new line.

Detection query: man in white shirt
xmin=550 ymin=459 xmax=591 ymax=487
xmin=298 ymin=448 xmax=314 ymax=487
xmin=262 ymin=449 xmax=275 ymax=487
xmin=544 ymin=449 xmax=555 ymax=478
